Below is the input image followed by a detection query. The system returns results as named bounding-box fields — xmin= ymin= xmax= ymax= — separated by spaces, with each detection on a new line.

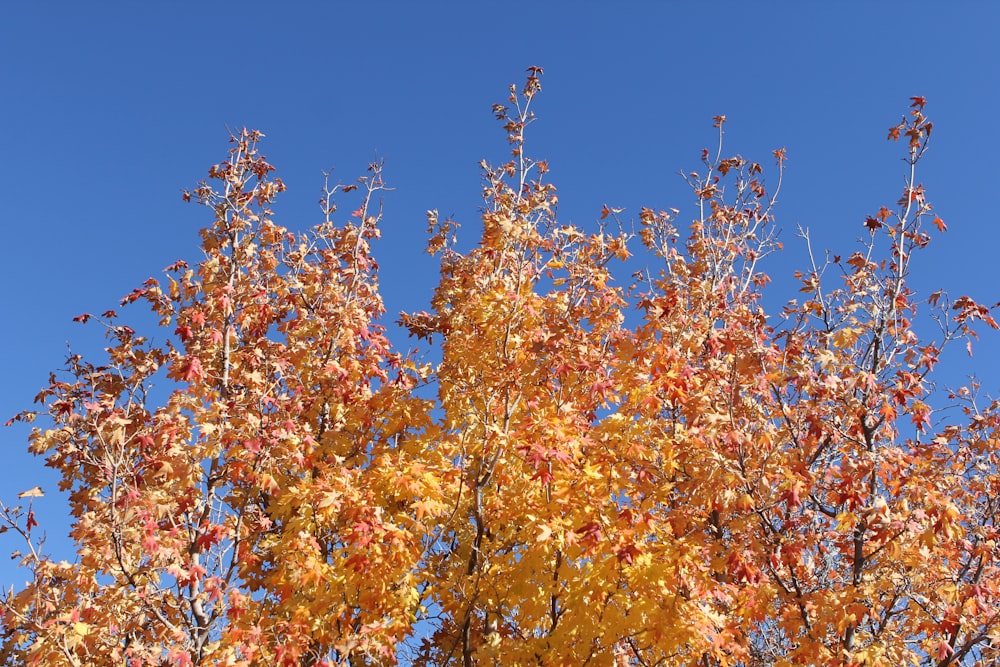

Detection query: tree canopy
xmin=3 ymin=68 xmax=1000 ymax=667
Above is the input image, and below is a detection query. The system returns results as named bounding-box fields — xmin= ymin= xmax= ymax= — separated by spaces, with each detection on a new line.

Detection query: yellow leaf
xmin=17 ymin=487 xmax=43 ymax=498
xmin=72 ymin=621 xmax=90 ymax=637
xmin=831 ymin=327 xmax=860 ymax=349
xmin=836 ymin=511 xmax=857 ymax=532
xmin=318 ymin=491 xmax=342 ymax=510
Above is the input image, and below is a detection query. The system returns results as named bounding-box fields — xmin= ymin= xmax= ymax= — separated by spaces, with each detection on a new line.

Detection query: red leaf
xmin=182 ymin=357 xmax=204 ymax=383
xmin=175 ymin=325 xmax=194 ymax=342
xmin=935 ymin=640 xmax=954 ymax=661
xmin=616 ymin=543 xmax=641 ymax=566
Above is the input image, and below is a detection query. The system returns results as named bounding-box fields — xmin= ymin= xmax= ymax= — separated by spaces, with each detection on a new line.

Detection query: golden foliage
xmin=3 ymin=73 xmax=999 ymax=667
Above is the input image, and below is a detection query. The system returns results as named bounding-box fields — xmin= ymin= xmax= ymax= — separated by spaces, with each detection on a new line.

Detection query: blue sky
xmin=2 ymin=3 xmax=998 ymax=589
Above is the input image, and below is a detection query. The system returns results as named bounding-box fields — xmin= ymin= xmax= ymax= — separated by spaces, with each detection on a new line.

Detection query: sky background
xmin=2 ymin=3 xmax=998 ymax=590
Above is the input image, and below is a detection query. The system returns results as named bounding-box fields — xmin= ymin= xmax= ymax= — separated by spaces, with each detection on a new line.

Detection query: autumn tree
xmin=1 ymin=132 xmax=436 ymax=666
xmin=4 ymin=69 xmax=1000 ymax=666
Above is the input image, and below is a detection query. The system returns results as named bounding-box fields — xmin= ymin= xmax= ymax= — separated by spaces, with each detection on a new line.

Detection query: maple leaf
xmin=181 ymin=356 xmax=203 ymax=382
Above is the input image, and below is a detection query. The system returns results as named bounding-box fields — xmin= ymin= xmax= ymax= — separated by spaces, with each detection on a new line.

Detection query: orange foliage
xmin=3 ymin=70 xmax=1000 ymax=666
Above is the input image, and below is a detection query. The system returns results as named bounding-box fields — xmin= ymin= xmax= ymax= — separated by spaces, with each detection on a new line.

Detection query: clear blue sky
xmin=2 ymin=3 xmax=998 ymax=589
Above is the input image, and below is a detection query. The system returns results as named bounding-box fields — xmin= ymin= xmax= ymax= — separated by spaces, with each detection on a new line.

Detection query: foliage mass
xmin=3 ymin=69 xmax=1000 ymax=667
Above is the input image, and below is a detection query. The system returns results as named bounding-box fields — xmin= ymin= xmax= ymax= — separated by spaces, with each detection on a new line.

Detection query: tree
xmin=3 ymin=68 xmax=999 ymax=666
